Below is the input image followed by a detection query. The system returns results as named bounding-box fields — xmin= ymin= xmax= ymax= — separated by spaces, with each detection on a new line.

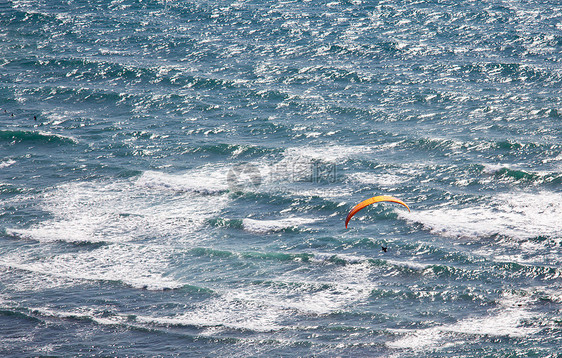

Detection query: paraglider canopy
xmin=345 ymin=195 xmax=410 ymax=228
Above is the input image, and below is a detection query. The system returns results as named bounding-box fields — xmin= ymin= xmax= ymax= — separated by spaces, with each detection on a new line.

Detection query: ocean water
xmin=1 ymin=0 xmax=561 ymax=356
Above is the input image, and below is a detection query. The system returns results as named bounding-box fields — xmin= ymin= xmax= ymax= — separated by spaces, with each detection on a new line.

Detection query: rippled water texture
xmin=1 ymin=0 xmax=561 ymax=356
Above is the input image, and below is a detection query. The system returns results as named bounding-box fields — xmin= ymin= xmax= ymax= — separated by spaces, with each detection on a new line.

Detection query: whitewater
xmin=1 ymin=0 xmax=561 ymax=356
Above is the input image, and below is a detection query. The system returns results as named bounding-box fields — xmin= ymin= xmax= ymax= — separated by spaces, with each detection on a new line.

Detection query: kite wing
xmin=345 ymin=195 xmax=410 ymax=228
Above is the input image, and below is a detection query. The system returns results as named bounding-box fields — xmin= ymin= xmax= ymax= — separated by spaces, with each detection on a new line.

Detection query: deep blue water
xmin=1 ymin=0 xmax=561 ymax=356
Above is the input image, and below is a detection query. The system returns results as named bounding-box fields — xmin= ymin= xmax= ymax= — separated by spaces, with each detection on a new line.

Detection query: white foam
xmin=311 ymin=252 xmax=366 ymax=265
xmin=7 ymin=184 xmax=214 ymax=243
xmin=8 ymin=167 xmax=231 ymax=244
xmin=0 ymin=264 xmax=85 ymax=292
xmin=136 ymin=167 xmax=229 ymax=194
xmin=0 ymin=244 xmax=182 ymax=290
xmin=242 ymin=217 xmax=318 ymax=234
xmin=136 ymin=290 xmax=285 ymax=332
xmin=2 ymin=240 xmax=381 ymax=335
xmin=282 ymin=145 xmax=374 ymax=165
xmin=385 ymin=259 xmax=431 ymax=271
xmin=3 ymin=168 xmax=231 ymax=289
xmin=348 ymin=172 xmax=411 ymax=187
xmin=403 ymin=191 xmax=562 ymax=241
xmin=10 ymin=260 xmax=377 ymax=334
xmin=387 ymin=292 xmax=539 ymax=350
xmin=32 ymin=306 xmax=131 ymax=326
xmin=348 ymin=161 xmax=424 ymax=187
xmin=295 ymin=267 xmax=374 ymax=313
xmin=0 ymin=159 xmax=16 ymax=168
xmin=133 ymin=258 xmax=377 ymax=333
xmin=42 ymin=109 xmax=88 ymax=127
xmin=482 ymin=163 xmax=510 ymax=174
xmin=273 ymin=254 xmax=378 ymax=314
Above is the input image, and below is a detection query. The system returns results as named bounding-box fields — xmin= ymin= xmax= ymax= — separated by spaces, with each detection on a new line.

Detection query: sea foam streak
xmin=134 ymin=256 xmax=377 ymax=333
xmin=242 ymin=217 xmax=318 ymax=234
xmin=0 ymin=159 xmax=16 ymax=168
xmin=0 ymin=244 xmax=182 ymax=290
xmin=136 ymin=168 xmax=229 ymax=194
xmin=403 ymin=191 xmax=562 ymax=241
xmin=3 ymin=252 xmax=381 ymax=334
xmin=8 ymin=168 xmax=230 ymax=243
xmin=282 ymin=145 xmax=375 ymax=163
xmin=387 ymin=292 xmax=539 ymax=351
xmin=3 ymin=168 xmax=231 ymax=290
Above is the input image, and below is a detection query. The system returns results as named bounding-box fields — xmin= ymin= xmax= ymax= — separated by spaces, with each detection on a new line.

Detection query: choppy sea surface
xmin=1 ymin=0 xmax=561 ymax=356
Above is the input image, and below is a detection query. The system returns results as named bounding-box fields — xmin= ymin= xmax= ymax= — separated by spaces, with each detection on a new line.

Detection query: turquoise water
xmin=1 ymin=0 xmax=561 ymax=356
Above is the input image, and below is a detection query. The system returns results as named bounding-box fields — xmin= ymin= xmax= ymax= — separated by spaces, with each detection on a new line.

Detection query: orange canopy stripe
xmin=345 ymin=195 xmax=410 ymax=228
